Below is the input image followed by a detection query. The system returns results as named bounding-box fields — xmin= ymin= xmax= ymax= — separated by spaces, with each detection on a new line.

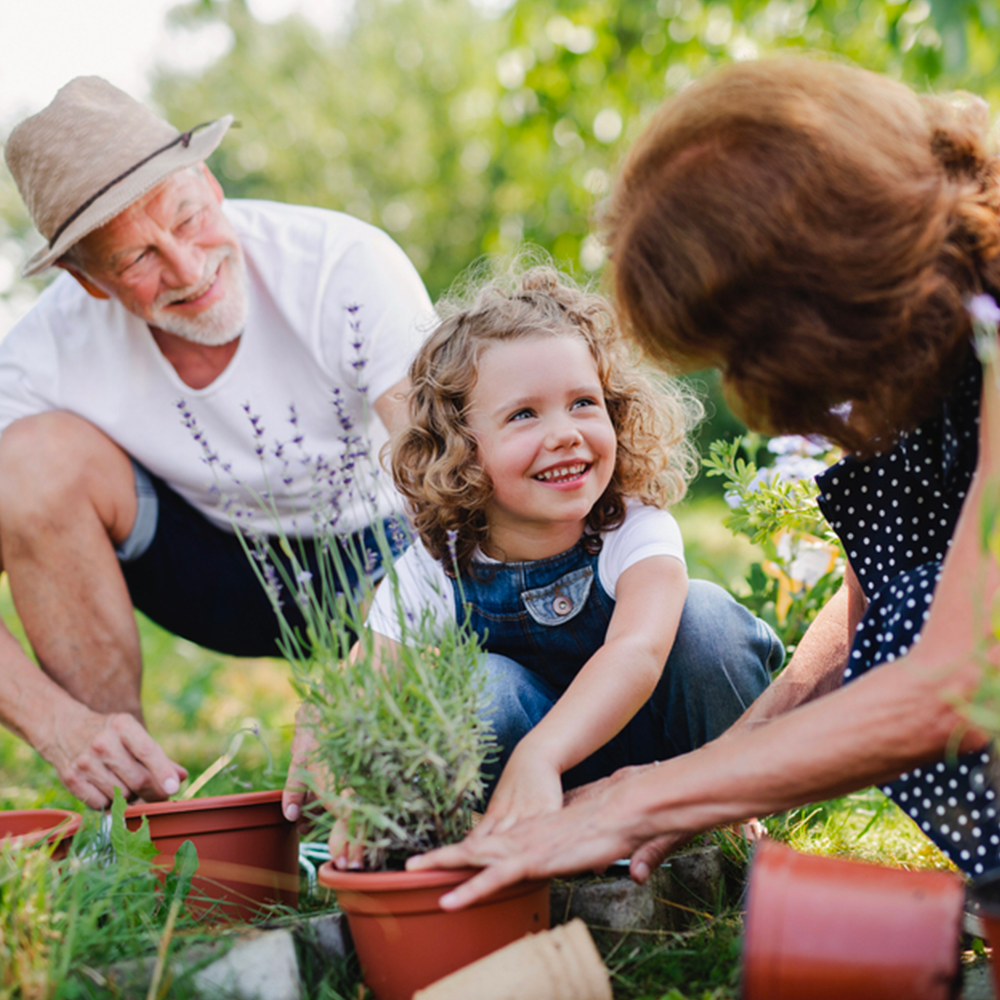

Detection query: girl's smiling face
xmin=466 ymin=333 xmax=617 ymax=560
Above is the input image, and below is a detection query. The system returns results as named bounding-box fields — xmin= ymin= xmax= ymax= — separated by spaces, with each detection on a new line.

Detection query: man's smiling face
xmin=66 ymin=164 xmax=247 ymax=346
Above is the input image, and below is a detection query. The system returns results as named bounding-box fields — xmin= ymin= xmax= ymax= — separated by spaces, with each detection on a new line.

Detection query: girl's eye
xmin=508 ymin=408 xmax=534 ymax=422
xmin=571 ymin=397 xmax=599 ymax=410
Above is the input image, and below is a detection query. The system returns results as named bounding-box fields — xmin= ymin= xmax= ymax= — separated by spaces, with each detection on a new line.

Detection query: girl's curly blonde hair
xmin=391 ymin=263 xmax=702 ymax=572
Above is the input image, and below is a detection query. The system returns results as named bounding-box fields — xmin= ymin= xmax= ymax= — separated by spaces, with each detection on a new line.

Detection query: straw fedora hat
xmin=4 ymin=76 xmax=233 ymax=277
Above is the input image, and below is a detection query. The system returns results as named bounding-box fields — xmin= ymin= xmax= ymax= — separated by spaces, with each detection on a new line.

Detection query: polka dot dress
xmin=815 ymin=355 xmax=997 ymax=875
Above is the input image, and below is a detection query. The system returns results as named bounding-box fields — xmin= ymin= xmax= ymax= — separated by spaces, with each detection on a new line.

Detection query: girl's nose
xmin=546 ymin=416 xmax=584 ymax=449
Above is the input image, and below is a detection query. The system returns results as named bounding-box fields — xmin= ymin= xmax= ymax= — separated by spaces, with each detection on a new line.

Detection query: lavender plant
xmin=703 ymin=433 xmax=845 ymax=655
xmin=182 ymin=309 xmax=495 ymax=869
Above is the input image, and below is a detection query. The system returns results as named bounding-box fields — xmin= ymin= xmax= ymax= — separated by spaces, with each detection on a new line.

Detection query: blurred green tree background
xmin=3 ymin=0 xmax=1000 ymax=448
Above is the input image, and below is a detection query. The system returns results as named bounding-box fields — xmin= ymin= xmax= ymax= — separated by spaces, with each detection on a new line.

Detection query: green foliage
xmin=144 ymin=0 xmax=1000 ymax=307
xmin=108 ymin=788 xmax=159 ymax=873
xmin=0 ymin=805 xmax=209 ymax=998
xmin=702 ymin=433 xmax=845 ymax=654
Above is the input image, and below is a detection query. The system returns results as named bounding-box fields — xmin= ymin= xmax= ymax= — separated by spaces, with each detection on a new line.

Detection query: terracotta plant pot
xmin=413 ymin=917 xmax=611 ymax=1000
xmin=125 ymin=789 xmax=298 ymax=923
xmin=0 ymin=808 xmax=82 ymax=860
xmin=743 ymin=838 xmax=965 ymax=1000
xmin=318 ymin=863 xmax=550 ymax=1000
xmin=968 ymin=871 xmax=1000 ymax=996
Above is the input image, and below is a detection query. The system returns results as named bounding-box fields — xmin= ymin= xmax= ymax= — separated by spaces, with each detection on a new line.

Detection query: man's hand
xmin=40 ymin=706 xmax=186 ymax=809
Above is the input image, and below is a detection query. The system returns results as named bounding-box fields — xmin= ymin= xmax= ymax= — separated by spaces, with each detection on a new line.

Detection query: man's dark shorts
xmin=117 ymin=464 xmax=403 ymax=658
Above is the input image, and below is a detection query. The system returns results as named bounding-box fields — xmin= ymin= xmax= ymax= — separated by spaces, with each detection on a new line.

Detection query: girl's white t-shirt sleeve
xmin=598 ymin=502 xmax=686 ymax=600
xmin=366 ymin=540 xmax=455 ymax=643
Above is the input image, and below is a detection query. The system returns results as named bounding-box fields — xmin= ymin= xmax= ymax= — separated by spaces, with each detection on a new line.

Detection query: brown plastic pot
xmin=318 ymin=862 xmax=550 ymax=1000
xmin=968 ymin=870 xmax=1000 ymax=996
xmin=125 ymin=789 xmax=298 ymax=922
xmin=0 ymin=808 xmax=82 ymax=859
xmin=743 ymin=838 xmax=965 ymax=1000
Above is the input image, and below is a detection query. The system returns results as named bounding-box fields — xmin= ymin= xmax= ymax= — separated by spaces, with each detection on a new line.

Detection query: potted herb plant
xmin=241 ymin=505 xmax=548 ymax=1000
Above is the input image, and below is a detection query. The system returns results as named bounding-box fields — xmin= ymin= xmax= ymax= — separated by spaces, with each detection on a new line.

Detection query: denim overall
xmin=452 ymin=536 xmax=781 ymax=792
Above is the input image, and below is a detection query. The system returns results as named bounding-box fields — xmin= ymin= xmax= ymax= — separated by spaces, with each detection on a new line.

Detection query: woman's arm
xmin=409 ymin=371 xmax=1000 ymax=908
xmin=720 ymin=563 xmax=866 ymax=736
xmin=478 ymin=555 xmax=688 ymax=834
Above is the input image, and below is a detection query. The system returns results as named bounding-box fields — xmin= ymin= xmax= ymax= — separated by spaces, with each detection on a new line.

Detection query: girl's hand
xmin=326 ymin=789 xmax=365 ymax=870
xmin=476 ymin=743 xmax=564 ymax=837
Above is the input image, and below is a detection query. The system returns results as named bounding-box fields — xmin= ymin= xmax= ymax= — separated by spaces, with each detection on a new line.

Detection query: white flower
xmin=767 ymin=435 xmax=829 ymax=457
xmin=773 ymin=454 xmax=828 ymax=483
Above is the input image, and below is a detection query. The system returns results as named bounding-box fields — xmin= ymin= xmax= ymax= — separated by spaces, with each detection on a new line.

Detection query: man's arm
xmin=372 ymin=376 xmax=411 ymax=438
xmin=0 ymin=619 xmax=182 ymax=808
xmin=0 ymin=412 xmax=187 ymax=808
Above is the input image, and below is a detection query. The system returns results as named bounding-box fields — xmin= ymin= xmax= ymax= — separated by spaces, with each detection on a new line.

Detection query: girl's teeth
xmin=537 ymin=463 xmax=586 ymax=482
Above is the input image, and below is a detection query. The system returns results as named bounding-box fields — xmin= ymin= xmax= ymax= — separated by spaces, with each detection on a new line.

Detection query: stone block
xmin=105 ymin=928 xmax=301 ymax=1000
xmin=195 ymin=929 xmax=301 ymax=1000
xmin=550 ymin=845 xmax=724 ymax=934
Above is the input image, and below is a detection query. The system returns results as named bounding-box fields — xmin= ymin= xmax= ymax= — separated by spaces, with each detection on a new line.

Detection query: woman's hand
xmin=407 ymin=770 xmax=670 ymax=909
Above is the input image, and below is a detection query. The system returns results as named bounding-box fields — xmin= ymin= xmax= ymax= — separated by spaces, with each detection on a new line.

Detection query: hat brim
xmin=21 ymin=114 xmax=234 ymax=277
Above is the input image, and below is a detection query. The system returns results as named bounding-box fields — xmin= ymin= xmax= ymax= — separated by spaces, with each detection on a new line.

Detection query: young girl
xmin=352 ymin=266 xmax=775 ymax=849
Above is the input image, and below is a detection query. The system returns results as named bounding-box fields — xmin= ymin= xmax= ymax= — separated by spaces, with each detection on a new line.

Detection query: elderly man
xmin=1 ymin=78 xmax=432 ymax=811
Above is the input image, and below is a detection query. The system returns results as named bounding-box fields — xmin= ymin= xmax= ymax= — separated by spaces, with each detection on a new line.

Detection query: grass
xmin=0 ymin=505 xmax=972 ymax=997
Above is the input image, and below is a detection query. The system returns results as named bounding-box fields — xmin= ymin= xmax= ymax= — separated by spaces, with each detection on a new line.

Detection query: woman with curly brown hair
xmin=411 ymin=57 xmax=1000 ymax=908
xmin=324 ymin=264 xmax=782 ymax=868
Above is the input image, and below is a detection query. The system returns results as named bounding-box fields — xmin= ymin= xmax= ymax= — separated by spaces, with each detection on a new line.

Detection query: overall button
xmin=552 ymin=595 xmax=573 ymax=616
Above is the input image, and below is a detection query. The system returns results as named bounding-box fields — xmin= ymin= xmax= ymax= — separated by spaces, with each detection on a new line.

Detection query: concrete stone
xmin=962 ymin=958 xmax=995 ymax=1000
xmin=550 ymin=845 xmax=724 ymax=934
xmin=105 ymin=928 xmax=302 ymax=1000
xmin=195 ymin=929 xmax=301 ymax=1000
xmin=301 ymin=911 xmax=349 ymax=961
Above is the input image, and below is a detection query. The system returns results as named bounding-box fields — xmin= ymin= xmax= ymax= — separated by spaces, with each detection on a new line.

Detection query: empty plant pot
xmin=125 ymin=789 xmax=298 ymax=923
xmin=743 ymin=838 xmax=964 ymax=1000
xmin=413 ymin=917 xmax=611 ymax=1000
xmin=0 ymin=808 xmax=82 ymax=859
xmin=318 ymin=863 xmax=550 ymax=1000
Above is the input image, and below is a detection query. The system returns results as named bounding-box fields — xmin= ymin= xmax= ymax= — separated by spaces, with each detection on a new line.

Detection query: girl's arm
xmin=409 ymin=370 xmax=1000 ymax=907
xmin=478 ymin=554 xmax=687 ymax=835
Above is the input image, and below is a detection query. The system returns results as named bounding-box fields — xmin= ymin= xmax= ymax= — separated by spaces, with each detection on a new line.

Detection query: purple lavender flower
xmin=968 ymin=293 xmax=1000 ymax=328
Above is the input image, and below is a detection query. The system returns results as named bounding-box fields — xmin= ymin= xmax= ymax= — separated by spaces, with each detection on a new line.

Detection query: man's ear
xmin=54 ymin=261 xmax=111 ymax=300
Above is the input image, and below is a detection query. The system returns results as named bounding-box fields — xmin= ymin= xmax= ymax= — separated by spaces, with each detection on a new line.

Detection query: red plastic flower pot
xmin=743 ymin=838 xmax=965 ymax=1000
xmin=0 ymin=808 xmax=82 ymax=859
xmin=968 ymin=870 xmax=1000 ymax=995
xmin=318 ymin=863 xmax=550 ymax=1000
xmin=125 ymin=789 xmax=298 ymax=923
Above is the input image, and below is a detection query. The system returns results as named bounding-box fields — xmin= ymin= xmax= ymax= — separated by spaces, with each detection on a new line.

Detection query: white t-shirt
xmin=368 ymin=501 xmax=685 ymax=643
xmin=0 ymin=200 xmax=434 ymax=537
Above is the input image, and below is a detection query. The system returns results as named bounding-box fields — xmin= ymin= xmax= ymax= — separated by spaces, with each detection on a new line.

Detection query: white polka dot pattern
xmin=815 ymin=358 xmax=992 ymax=874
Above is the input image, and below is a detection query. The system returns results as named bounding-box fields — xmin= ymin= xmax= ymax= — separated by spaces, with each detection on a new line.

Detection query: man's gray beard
xmin=148 ymin=247 xmax=249 ymax=346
